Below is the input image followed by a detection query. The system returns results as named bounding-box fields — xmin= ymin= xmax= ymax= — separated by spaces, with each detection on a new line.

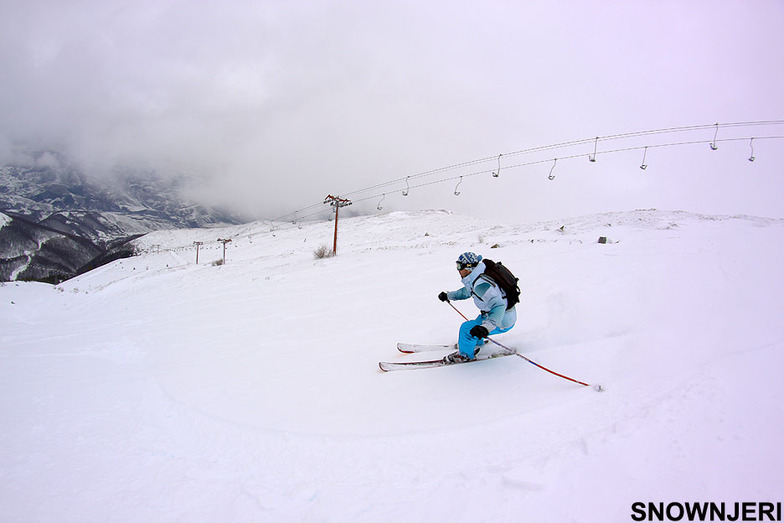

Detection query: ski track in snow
xmin=1 ymin=209 xmax=783 ymax=522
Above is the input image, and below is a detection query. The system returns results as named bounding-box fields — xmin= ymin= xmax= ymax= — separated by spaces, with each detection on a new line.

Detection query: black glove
xmin=470 ymin=325 xmax=489 ymax=339
xmin=438 ymin=291 xmax=449 ymax=302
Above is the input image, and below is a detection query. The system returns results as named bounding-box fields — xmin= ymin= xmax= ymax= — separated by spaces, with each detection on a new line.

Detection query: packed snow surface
xmin=2 ymin=209 xmax=783 ymax=522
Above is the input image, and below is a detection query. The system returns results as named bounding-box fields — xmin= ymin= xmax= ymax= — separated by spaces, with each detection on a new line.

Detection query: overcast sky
xmin=2 ymin=0 xmax=783 ymax=222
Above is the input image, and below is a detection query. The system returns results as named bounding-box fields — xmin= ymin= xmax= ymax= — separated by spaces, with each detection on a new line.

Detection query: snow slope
xmin=1 ymin=209 xmax=783 ymax=522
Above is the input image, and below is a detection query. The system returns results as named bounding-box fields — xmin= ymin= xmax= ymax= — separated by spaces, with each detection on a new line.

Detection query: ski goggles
xmin=456 ymin=261 xmax=475 ymax=271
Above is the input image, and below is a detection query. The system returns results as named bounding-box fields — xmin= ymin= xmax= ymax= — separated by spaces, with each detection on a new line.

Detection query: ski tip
xmin=378 ymin=362 xmax=390 ymax=372
xmin=395 ymin=343 xmax=414 ymax=353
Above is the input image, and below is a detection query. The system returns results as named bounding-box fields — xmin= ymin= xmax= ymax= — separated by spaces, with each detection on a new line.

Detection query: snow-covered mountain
xmin=0 ymin=151 xmax=245 ymax=282
xmin=0 ymin=151 xmax=241 ymax=229
xmin=0 ymin=211 xmax=105 ymax=283
xmin=1 ymin=209 xmax=782 ymax=521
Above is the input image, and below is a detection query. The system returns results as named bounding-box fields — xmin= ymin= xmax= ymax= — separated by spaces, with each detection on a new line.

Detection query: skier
xmin=438 ymin=252 xmax=517 ymax=362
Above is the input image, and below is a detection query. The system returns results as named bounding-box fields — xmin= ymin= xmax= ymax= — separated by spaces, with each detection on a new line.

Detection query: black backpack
xmin=481 ymin=259 xmax=521 ymax=309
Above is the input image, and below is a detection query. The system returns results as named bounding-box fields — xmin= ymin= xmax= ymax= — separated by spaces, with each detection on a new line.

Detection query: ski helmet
xmin=456 ymin=252 xmax=482 ymax=271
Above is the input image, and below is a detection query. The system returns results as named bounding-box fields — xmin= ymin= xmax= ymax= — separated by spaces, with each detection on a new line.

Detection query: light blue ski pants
xmin=458 ymin=314 xmax=514 ymax=359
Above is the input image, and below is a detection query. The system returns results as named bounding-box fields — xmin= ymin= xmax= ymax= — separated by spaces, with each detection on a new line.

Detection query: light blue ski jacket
xmin=446 ymin=262 xmax=517 ymax=331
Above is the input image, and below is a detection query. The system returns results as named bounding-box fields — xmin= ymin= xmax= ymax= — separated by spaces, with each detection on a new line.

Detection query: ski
xmin=379 ymin=349 xmax=516 ymax=372
xmin=397 ymin=342 xmax=456 ymax=353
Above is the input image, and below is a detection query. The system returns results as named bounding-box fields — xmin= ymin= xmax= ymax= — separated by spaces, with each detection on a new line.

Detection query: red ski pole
xmin=447 ymin=301 xmax=601 ymax=390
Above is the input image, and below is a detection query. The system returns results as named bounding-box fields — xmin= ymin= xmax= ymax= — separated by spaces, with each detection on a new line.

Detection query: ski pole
xmin=446 ymin=301 xmax=601 ymax=390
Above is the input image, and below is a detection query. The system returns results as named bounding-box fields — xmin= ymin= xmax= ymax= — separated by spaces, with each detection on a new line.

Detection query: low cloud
xmin=2 ymin=0 xmax=783 ymax=221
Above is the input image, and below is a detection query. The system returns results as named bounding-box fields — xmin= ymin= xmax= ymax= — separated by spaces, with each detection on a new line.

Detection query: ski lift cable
xmin=263 ymin=121 xmax=784 ymax=229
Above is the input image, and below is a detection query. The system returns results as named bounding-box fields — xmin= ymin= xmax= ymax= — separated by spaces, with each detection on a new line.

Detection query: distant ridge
xmin=0 ymin=151 xmax=247 ymax=283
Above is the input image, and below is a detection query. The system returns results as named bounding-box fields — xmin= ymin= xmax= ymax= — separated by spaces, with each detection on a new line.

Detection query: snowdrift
xmin=2 ymin=209 xmax=782 ymax=522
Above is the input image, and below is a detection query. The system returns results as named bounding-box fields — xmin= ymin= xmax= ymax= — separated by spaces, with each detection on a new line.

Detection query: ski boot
xmin=444 ymin=351 xmax=473 ymax=363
